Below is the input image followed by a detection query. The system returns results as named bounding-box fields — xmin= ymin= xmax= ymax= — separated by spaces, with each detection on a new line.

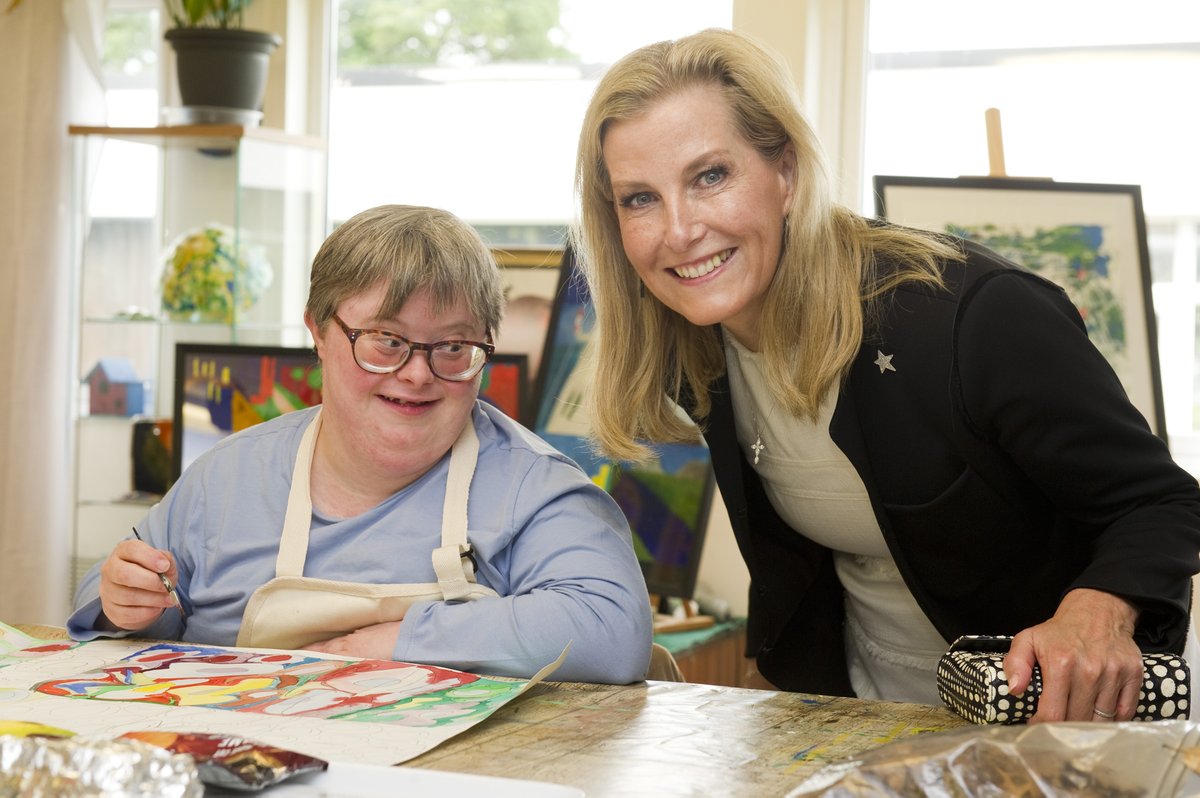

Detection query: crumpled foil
xmin=0 ymin=734 xmax=201 ymax=797
xmin=788 ymin=720 xmax=1200 ymax=797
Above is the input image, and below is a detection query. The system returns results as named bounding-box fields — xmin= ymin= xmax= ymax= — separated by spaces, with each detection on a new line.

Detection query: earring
xmin=639 ymin=281 xmax=646 ymax=299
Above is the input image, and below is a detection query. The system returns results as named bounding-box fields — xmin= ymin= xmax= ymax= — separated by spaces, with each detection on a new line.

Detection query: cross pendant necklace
xmin=751 ymin=412 xmax=766 ymax=465
xmin=751 ymin=435 xmax=765 ymax=465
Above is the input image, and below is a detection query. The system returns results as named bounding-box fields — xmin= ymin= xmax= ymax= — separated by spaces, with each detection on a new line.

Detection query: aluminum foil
xmin=0 ymin=734 xmax=202 ymax=797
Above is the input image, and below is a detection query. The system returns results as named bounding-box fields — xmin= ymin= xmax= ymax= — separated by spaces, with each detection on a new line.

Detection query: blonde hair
xmin=573 ymin=28 xmax=959 ymax=463
xmin=306 ymin=205 xmax=504 ymax=338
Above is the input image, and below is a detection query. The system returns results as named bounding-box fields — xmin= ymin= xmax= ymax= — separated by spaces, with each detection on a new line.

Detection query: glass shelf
xmin=67 ymin=124 xmax=327 ymax=594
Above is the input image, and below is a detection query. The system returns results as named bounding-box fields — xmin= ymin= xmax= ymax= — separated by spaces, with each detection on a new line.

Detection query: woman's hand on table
xmin=98 ymin=538 xmax=180 ymax=631
xmin=1003 ymin=587 xmax=1143 ymax=723
xmin=304 ymin=621 xmax=404 ymax=660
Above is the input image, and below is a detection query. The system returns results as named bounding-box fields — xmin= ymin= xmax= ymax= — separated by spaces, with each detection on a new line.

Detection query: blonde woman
xmin=574 ymin=28 xmax=1200 ymax=721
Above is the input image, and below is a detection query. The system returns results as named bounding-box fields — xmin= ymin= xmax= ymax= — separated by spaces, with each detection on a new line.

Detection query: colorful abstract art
xmin=34 ymin=643 xmax=525 ymax=727
xmin=173 ymin=343 xmax=324 ymax=479
xmin=534 ymin=249 xmax=714 ymax=600
xmin=0 ymin=634 xmax=565 ymax=766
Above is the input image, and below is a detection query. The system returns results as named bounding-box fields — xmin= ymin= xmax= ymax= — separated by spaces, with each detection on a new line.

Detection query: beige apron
xmin=237 ymin=408 xmax=498 ymax=650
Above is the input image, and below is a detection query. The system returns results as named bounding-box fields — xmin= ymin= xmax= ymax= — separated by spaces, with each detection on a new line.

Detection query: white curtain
xmin=0 ymin=0 xmax=105 ymax=625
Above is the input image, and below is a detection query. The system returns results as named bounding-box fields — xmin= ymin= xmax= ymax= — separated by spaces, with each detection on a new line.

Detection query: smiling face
xmin=602 ymin=84 xmax=795 ymax=350
xmin=307 ymin=282 xmax=483 ymax=493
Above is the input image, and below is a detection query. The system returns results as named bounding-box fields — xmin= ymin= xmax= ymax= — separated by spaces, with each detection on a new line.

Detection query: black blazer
xmin=692 ymin=240 xmax=1200 ymax=696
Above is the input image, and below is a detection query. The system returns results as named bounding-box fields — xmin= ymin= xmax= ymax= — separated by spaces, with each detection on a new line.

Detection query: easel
xmin=973 ymin=107 xmax=1051 ymax=181
xmin=649 ymin=593 xmax=715 ymax=633
xmin=984 ymin=107 xmax=1008 ymax=178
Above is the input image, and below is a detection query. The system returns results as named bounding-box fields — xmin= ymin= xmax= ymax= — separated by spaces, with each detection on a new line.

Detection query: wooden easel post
xmin=985 ymin=107 xmax=1007 ymax=178
xmin=966 ymin=108 xmax=1050 ymax=182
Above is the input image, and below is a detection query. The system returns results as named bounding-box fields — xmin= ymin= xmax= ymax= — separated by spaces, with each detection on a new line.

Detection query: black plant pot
xmin=165 ymin=28 xmax=282 ymax=111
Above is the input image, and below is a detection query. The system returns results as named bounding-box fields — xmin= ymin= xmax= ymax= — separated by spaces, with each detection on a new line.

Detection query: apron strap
xmin=277 ymin=406 xmax=483 ymax=599
xmin=432 ymin=416 xmax=481 ymax=600
xmin=431 ymin=542 xmax=477 ymax=601
xmin=276 ymin=408 xmax=323 ymax=578
xmin=440 ymin=415 xmax=479 ymax=549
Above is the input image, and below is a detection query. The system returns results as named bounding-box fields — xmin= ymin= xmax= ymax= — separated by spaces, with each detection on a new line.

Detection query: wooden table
xmin=16 ymin=625 xmax=968 ymax=796
xmin=405 ymin=679 xmax=966 ymax=796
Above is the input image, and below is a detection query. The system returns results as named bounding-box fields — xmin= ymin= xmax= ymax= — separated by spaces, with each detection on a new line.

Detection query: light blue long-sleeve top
xmin=68 ymin=403 xmax=653 ymax=684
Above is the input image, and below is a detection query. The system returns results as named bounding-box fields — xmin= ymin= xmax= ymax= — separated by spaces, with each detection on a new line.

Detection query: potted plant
xmin=163 ymin=0 xmax=281 ymax=113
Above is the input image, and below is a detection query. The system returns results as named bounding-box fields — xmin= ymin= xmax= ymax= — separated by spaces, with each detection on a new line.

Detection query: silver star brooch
xmin=874 ymin=350 xmax=896 ymax=374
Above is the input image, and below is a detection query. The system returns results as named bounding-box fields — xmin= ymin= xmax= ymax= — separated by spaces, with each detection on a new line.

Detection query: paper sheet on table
xmin=0 ymin=636 xmax=568 ymax=766
xmin=0 ymin=621 xmax=79 ymax=667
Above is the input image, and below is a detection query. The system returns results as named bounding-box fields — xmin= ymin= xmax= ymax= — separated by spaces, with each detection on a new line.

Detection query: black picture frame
xmin=532 ymin=247 xmax=716 ymax=601
xmin=874 ymin=175 xmax=1166 ymax=440
xmin=171 ymin=342 xmax=323 ymax=483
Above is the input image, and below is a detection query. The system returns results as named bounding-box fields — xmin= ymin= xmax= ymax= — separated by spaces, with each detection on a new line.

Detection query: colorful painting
xmin=533 ymin=250 xmax=715 ymax=599
xmin=34 ymin=643 xmax=524 ymax=728
xmin=0 ymin=637 xmax=566 ymax=766
xmin=172 ymin=343 xmax=324 ymax=479
xmin=948 ymin=223 xmax=1126 ymax=364
xmin=874 ymin=176 xmax=1164 ymax=439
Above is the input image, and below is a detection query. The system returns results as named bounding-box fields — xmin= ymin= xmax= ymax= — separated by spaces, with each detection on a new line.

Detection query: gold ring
xmin=1093 ymin=707 xmax=1116 ymax=719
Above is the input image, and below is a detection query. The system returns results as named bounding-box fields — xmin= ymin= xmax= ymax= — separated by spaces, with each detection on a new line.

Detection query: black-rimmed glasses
xmin=332 ymin=314 xmax=494 ymax=381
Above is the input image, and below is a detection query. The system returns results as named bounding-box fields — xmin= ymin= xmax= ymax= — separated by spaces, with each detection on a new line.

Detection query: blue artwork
xmin=535 ymin=261 xmax=713 ymax=595
xmin=950 ymin=222 xmax=1126 ymax=363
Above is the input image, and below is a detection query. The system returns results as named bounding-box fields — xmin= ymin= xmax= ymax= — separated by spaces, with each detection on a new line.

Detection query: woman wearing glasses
xmin=69 ymin=205 xmax=652 ymax=684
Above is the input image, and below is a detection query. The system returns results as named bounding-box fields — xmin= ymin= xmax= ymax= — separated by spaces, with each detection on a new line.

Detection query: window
xmin=328 ymin=0 xmax=733 ymax=245
xmin=87 ymin=0 xmax=162 ymax=319
xmin=863 ymin=0 xmax=1200 ymax=471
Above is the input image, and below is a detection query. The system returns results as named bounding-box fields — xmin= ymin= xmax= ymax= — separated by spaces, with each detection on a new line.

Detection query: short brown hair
xmin=305 ymin=205 xmax=503 ymax=338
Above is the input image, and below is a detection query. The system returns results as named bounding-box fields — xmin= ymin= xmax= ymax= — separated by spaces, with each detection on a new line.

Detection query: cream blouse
xmin=723 ymin=332 xmax=947 ymax=704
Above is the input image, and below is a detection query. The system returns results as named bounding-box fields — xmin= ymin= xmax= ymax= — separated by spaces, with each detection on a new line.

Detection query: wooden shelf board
xmin=67 ymin=124 xmax=324 ymax=150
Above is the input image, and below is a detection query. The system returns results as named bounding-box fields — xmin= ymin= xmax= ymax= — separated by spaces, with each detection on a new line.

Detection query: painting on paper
xmin=0 ymin=638 xmax=564 ymax=766
xmin=874 ymin=175 xmax=1164 ymax=439
xmin=34 ymin=643 xmax=525 ymax=728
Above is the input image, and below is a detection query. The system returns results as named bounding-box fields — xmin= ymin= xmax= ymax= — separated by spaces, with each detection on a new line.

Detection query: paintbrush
xmin=131 ymin=527 xmax=186 ymax=619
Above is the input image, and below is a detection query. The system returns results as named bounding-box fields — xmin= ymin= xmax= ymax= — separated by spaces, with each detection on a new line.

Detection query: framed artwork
xmin=874 ymin=175 xmax=1165 ymax=439
xmin=533 ymin=248 xmax=715 ymax=601
xmin=479 ymin=353 xmax=529 ymax=426
xmin=492 ymin=248 xmax=561 ymax=406
xmin=171 ymin=343 xmax=324 ymax=482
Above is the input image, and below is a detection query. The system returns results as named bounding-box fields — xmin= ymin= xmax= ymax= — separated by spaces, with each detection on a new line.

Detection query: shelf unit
xmin=66 ymin=124 xmax=326 ymax=595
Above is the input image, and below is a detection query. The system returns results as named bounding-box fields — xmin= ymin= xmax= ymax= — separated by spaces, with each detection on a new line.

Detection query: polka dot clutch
xmin=936 ymin=634 xmax=1190 ymax=724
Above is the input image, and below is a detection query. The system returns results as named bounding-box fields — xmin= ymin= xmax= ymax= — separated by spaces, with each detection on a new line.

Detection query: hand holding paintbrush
xmin=130 ymin=527 xmax=186 ymax=620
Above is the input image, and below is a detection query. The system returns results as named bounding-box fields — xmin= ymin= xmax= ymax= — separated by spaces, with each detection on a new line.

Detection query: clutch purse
xmin=936 ymin=634 xmax=1190 ymax=724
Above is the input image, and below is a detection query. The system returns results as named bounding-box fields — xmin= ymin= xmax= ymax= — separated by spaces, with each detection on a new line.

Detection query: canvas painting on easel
xmin=873 ymin=175 xmax=1165 ymax=440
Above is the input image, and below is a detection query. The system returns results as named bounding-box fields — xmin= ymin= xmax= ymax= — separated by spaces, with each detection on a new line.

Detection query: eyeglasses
xmin=331 ymin=314 xmax=494 ymax=382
